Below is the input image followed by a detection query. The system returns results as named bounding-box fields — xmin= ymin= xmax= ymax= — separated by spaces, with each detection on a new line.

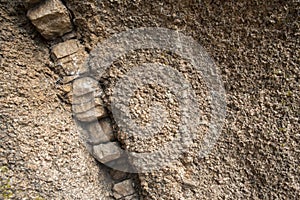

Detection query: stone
xmin=51 ymin=39 xmax=80 ymax=60
xmin=99 ymin=118 xmax=114 ymax=137
xmin=27 ymin=0 xmax=73 ymax=40
xmin=56 ymin=49 xmax=89 ymax=75
xmin=61 ymin=74 xmax=79 ymax=84
xmin=73 ymin=96 xmax=104 ymax=113
xmin=72 ymin=77 xmax=101 ymax=96
xmin=93 ymin=142 xmax=122 ymax=163
xmin=75 ymin=105 xmax=107 ymax=122
xmin=86 ymin=118 xmax=115 ymax=144
xmin=109 ymin=169 xmax=128 ymax=181
xmin=112 ymin=179 xmax=135 ymax=199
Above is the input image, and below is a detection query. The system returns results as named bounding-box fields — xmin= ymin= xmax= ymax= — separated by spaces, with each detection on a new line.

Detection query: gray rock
xmin=93 ymin=142 xmax=122 ymax=163
xmin=112 ymin=179 xmax=135 ymax=199
xmin=86 ymin=118 xmax=115 ymax=144
xmin=72 ymin=77 xmax=100 ymax=97
xmin=73 ymin=96 xmax=104 ymax=113
xmin=51 ymin=39 xmax=80 ymax=60
xmin=75 ymin=105 xmax=107 ymax=122
xmin=27 ymin=0 xmax=73 ymax=40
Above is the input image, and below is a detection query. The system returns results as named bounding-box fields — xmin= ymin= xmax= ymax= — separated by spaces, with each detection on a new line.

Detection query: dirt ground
xmin=1 ymin=0 xmax=300 ymax=199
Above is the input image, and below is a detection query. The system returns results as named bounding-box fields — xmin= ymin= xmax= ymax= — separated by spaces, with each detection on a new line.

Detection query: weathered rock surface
xmin=86 ymin=118 xmax=115 ymax=144
xmin=72 ymin=77 xmax=101 ymax=96
xmin=24 ymin=0 xmax=41 ymax=4
xmin=27 ymin=0 xmax=73 ymax=40
xmin=93 ymin=142 xmax=122 ymax=163
xmin=51 ymin=39 xmax=80 ymax=60
xmin=75 ymin=105 xmax=107 ymax=122
xmin=112 ymin=179 xmax=136 ymax=199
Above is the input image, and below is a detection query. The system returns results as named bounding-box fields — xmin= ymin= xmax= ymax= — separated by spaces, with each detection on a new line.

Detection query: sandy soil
xmin=1 ymin=0 xmax=299 ymax=199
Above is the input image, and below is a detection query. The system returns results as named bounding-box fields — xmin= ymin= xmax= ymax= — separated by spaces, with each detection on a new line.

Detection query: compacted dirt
xmin=1 ymin=0 xmax=300 ymax=199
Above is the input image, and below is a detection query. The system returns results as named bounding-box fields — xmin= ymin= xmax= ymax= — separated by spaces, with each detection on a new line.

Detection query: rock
xmin=73 ymin=96 xmax=104 ymax=113
xmin=109 ymin=169 xmax=128 ymax=181
xmin=123 ymin=194 xmax=139 ymax=200
xmin=71 ymin=92 xmax=93 ymax=105
xmin=51 ymin=39 xmax=80 ymax=60
xmin=56 ymin=49 xmax=89 ymax=75
xmin=85 ymin=118 xmax=115 ymax=144
xmin=75 ymin=105 xmax=107 ymax=122
xmin=72 ymin=77 xmax=100 ymax=96
xmin=112 ymin=179 xmax=135 ymax=199
xmin=93 ymin=142 xmax=122 ymax=163
xmin=99 ymin=118 xmax=114 ymax=137
xmin=27 ymin=0 xmax=73 ymax=40
xmin=61 ymin=74 xmax=79 ymax=84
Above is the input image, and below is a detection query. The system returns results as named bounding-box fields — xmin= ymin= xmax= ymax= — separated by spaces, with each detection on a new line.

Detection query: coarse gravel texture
xmin=0 ymin=1 xmax=113 ymax=199
xmin=65 ymin=0 xmax=300 ymax=199
xmin=0 ymin=0 xmax=299 ymax=199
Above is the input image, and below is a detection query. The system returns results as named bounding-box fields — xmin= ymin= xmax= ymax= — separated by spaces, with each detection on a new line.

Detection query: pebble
xmin=93 ymin=142 xmax=122 ymax=163
xmin=112 ymin=179 xmax=136 ymax=199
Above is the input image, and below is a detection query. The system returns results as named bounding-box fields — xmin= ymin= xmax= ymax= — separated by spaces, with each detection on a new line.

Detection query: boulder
xmin=27 ymin=0 xmax=73 ymax=40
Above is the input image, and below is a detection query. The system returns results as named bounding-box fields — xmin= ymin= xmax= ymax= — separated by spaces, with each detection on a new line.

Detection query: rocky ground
xmin=1 ymin=0 xmax=299 ymax=199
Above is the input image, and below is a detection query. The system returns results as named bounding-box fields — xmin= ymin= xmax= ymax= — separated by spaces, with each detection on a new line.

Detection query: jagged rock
xmin=51 ymin=39 xmax=80 ymax=60
xmin=73 ymin=96 xmax=104 ymax=113
xmin=86 ymin=118 xmax=115 ymax=144
xmin=75 ymin=105 xmax=107 ymax=122
xmin=123 ymin=194 xmax=139 ymax=200
xmin=112 ymin=179 xmax=135 ymax=199
xmin=93 ymin=142 xmax=122 ymax=163
xmin=61 ymin=74 xmax=79 ymax=84
xmin=27 ymin=0 xmax=73 ymax=40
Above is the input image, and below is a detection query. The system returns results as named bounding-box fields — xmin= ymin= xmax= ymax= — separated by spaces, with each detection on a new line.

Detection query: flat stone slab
xmin=51 ymin=39 xmax=81 ymax=60
xmin=27 ymin=0 xmax=73 ymax=40
xmin=93 ymin=142 xmax=122 ymax=163
xmin=75 ymin=105 xmax=107 ymax=122
xmin=112 ymin=179 xmax=135 ymax=199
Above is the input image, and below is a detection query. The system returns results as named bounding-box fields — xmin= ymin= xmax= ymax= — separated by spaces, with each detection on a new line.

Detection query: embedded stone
xmin=56 ymin=49 xmax=89 ymax=75
xmin=72 ymin=77 xmax=101 ymax=96
xmin=75 ymin=105 xmax=107 ymax=122
xmin=86 ymin=119 xmax=115 ymax=144
xmin=72 ymin=97 xmax=104 ymax=113
xmin=51 ymin=39 xmax=80 ymax=60
xmin=27 ymin=0 xmax=73 ymax=40
xmin=93 ymin=142 xmax=122 ymax=163
xmin=112 ymin=179 xmax=135 ymax=199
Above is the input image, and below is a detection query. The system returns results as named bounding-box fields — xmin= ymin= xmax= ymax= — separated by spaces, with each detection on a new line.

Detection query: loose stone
xmin=27 ymin=0 xmax=73 ymax=40
xmin=86 ymin=118 xmax=115 ymax=144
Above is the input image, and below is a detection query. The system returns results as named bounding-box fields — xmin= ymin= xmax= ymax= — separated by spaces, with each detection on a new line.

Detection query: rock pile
xmin=25 ymin=0 xmax=140 ymax=199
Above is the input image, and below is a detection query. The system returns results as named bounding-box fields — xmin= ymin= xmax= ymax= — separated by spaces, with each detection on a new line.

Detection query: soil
xmin=1 ymin=0 xmax=300 ymax=199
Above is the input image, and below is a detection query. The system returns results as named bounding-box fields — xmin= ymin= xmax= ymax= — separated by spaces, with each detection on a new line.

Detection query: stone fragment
xmin=72 ymin=77 xmax=100 ymax=96
xmin=109 ymin=169 xmax=127 ymax=181
xmin=93 ymin=142 xmax=122 ymax=163
xmin=27 ymin=0 xmax=73 ymax=40
xmin=86 ymin=118 xmax=115 ymax=144
xmin=75 ymin=105 xmax=107 ymax=122
xmin=99 ymin=118 xmax=114 ymax=137
xmin=61 ymin=74 xmax=79 ymax=84
xmin=51 ymin=39 xmax=80 ymax=60
xmin=73 ymin=96 xmax=104 ymax=113
xmin=112 ymin=179 xmax=135 ymax=199
xmin=123 ymin=194 xmax=139 ymax=200
xmin=56 ymin=49 xmax=89 ymax=75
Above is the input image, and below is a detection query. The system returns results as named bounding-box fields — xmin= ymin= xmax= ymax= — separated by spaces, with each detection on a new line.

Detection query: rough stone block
xmin=27 ymin=0 xmax=73 ymax=40
xmin=112 ymin=179 xmax=135 ymax=199
xmin=51 ymin=39 xmax=80 ymax=60
xmin=93 ymin=142 xmax=122 ymax=163
xmin=72 ymin=77 xmax=100 ymax=97
xmin=75 ymin=105 xmax=107 ymax=122
xmin=86 ymin=118 xmax=115 ymax=144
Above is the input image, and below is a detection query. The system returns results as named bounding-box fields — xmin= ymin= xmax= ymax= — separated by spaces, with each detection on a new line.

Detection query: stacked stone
xmin=25 ymin=0 xmax=140 ymax=199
